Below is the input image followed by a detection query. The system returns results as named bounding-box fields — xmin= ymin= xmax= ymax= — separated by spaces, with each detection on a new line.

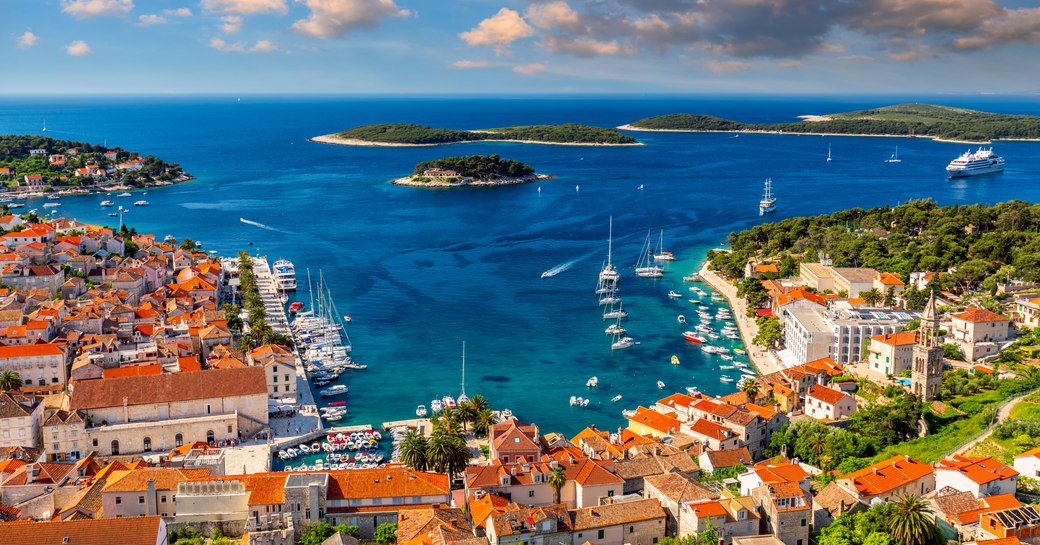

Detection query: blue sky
xmin=5 ymin=0 xmax=1040 ymax=94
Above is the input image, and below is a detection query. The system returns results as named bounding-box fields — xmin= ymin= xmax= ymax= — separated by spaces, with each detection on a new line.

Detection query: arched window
xmin=175 ymin=433 xmax=183 ymax=447
xmin=143 ymin=437 xmax=152 ymax=452
xmin=111 ymin=440 xmax=120 ymax=455
xmin=206 ymin=430 xmax=215 ymax=444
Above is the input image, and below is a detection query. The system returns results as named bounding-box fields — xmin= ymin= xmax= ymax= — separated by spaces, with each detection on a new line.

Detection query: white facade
xmin=935 ymin=466 xmax=1017 ymax=498
xmin=0 ymin=345 xmax=67 ymax=387
xmin=0 ymin=394 xmax=44 ymax=448
xmin=1014 ymin=451 xmax=1040 ymax=480
xmin=782 ymin=306 xmax=916 ymax=365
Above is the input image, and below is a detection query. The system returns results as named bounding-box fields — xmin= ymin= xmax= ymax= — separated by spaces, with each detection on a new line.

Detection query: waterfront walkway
xmin=698 ymin=261 xmax=782 ymax=376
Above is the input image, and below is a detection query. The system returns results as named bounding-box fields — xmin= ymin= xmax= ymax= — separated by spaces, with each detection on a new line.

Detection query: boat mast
xmin=460 ymin=341 xmax=466 ymax=400
xmin=307 ymin=268 xmax=314 ymax=311
xmin=607 ymin=216 xmax=613 ymax=268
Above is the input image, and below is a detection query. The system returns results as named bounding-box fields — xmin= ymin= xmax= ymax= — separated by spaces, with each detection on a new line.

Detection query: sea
xmin=2 ymin=94 xmax=1040 ymax=437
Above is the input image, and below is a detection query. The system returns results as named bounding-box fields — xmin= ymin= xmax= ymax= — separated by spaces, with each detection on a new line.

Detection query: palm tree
xmin=473 ymin=408 xmax=496 ymax=439
xmin=547 ymin=465 xmax=567 ymax=504
xmin=740 ymin=378 xmax=760 ymax=400
xmin=0 ymin=370 xmax=21 ymax=391
xmin=859 ymin=288 xmax=883 ymax=306
xmin=427 ymin=433 xmax=471 ymax=487
xmin=456 ymin=401 xmax=477 ymax=432
xmin=399 ymin=430 xmax=429 ymax=472
xmin=434 ymin=412 xmax=463 ymax=437
xmin=889 ymin=494 xmax=936 ymax=545
xmin=469 ymin=394 xmax=490 ymax=414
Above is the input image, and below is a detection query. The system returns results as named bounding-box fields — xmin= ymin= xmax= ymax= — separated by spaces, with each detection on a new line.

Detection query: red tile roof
xmin=628 ymin=407 xmax=680 ymax=435
xmin=952 ymin=307 xmax=1008 ymax=323
xmin=102 ymin=364 xmax=163 ymax=379
xmin=0 ymin=516 xmax=163 ymax=545
xmin=936 ymin=455 xmax=1018 ymax=485
xmin=871 ymin=331 xmax=919 ymax=346
xmin=71 ymin=366 xmax=267 ymax=410
xmin=841 ymin=455 xmax=933 ymax=497
xmin=806 ymin=384 xmax=850 ymax=406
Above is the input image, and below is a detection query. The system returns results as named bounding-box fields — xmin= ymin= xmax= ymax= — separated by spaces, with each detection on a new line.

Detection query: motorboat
xmin=133 ymin=200 xmax=149 ymax=206
xmin=320 ymin=385 xmax=348 ymax=397
xmin=656 ymin=380 xmax=666 ymax=389
xmin=668 ymin=291 xmax=682 ymax=298
xmin=416 ymin=405 xmax=427 ymax=417
xmin=586 ymin=376 xmax=599 ymax=388
xmin=611 ymin=395 xmax=623 ymax=403
xmin=430 ymin=399 xmax=443 ymax=413
xmin=671 ymin=355 xmax=680 ymax=365
xmin=273 ymin=259 xmax=298 ymax=291
xmin=683 ymin=331 xmax=706 ymax=343
xmin=677 ymin=315 xmax=686 ymax=324
xmin=288 ymin=302 xmax=305 ymax=313
xmin=100 ymin=200 xmax=114 ymax=206
xmin=442 ymin=396 xmax=456 ymax=409
xmin=43 ymin=202 xmax=60 ymax=208
xmin=117 ymin=192 xmax=132 ymax=197
xmin=683 ymin=274 xmax=700 ymax=282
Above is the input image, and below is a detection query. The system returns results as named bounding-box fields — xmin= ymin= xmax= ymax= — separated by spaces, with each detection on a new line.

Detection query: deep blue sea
xmin=2 ymin=95 xmax=1040 ymax=436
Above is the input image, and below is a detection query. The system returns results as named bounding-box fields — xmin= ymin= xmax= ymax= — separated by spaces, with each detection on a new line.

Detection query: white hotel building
xmin=781 ymin=304 xmax=918 ymax=365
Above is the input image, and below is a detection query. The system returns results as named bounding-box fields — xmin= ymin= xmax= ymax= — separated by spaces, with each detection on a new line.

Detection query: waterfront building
xmin=867 ymin=331 xmax=917 ymax=378
xmin=627 ymin=406 xmax=681 ymax=439
xmin=0 ymin=392 xmax=43 ymax=448
xmin=781 ymin=304 xmax=916 ymax=365
xmin=935 ymin=455 xmax=1019 ymax=498
xmin=70 ymin=366 xmax=269 ymax=455
xmin=911 ymin=292 xmax=945 ymax=401
xmin=949 ymin=307 xmax=1011 ymax=361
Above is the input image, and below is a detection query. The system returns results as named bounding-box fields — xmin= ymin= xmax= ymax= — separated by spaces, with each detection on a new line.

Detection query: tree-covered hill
xmin=330 ymin=123 xmax=637 ymax=145
xmin=413 ymin=155 xmax=534 ymax=180
xmin=336 ymin=124 xmax=483 ymax=145
xmin=628 ymin=103 xmax=1040 ymax=142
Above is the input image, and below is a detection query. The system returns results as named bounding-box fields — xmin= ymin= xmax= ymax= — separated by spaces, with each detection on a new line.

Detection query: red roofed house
xmin=22 ymin=174 xmax=44 ymax=187
xmin=0 ymin=343 xmax=67 ymax=387
xmin=867 ymin=331 xmax=918 ymax=378
xmin=680 ymin=494 xmax=761 ymax=543
xmin=489 ymin=419 xmax=543 ymax=464
xmin=627 ymin=407 xmax=681 ymax=439
xmin=835 ymin=455 xmax=935 ymax=503
xmin=699 ymin=447 xmax=753 ymax=474
xmin=978 ymin=506 xmax=1040 ymax=541
xmin=936 ymin=455 xmax=1019 ymax=498
xmin=738 ymin=459 xmax=811 ymax=496
xmin=0 ymin=516 xmax=167 ymax=545
xmin=950 ymin=308 xmax=1011 ymax=361
xmin=873 ymin=272 xmax=905 ymax=295
xmin=1014 ymin=446 xmax=1040 ymax=480
xmin=804 ymin=384 xmax=857 ymax=421
xmin=465 ymin=456 xmax=623 ymax=509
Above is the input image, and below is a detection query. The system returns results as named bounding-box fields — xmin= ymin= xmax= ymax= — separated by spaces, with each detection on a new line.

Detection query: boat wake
xmin=240 ymin=217 xmax=288 ymax=234
xmin=541 ymin=259 xmax=576 ymax=279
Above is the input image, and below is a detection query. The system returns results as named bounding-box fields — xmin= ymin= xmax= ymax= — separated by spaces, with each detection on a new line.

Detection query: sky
xmin=4 ymin=0 xmax=1040 ymax=95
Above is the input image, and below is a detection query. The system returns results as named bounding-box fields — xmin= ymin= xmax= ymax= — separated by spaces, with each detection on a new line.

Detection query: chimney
xmin=146 ymin=479 xmax=157 ymax=515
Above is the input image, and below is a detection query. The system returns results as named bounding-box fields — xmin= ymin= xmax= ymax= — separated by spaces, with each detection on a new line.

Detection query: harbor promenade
xmin=697 ymin=261 xmax=782 ymax=376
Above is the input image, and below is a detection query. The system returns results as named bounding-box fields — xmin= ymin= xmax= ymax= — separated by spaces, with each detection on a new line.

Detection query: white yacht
xmin=611 ymin=335 xmax=634 ymax=350
xmin=599 ymin=217 xmax=619 ymax=283
xmin=100 ymin=200 xmax=114 ymax=207
xmin=320 ymin=384 xmax=348 ymax=397
xmin=586 ymin=376 xmax=598 ymax=388
xmin=416 ymin=405 xmax=427 ymax=417
xmin=946 ymin=147 xmax=1004 ymax=177
xmin=117 ymin=192 xmax=132 ymax=197
xmin=272 ymin=259 xmax=298 ymax=291
xmin=759 ymin=178 xmax=777 ymax=215
xmin=133 ymin=200 xmax=149 ymax=206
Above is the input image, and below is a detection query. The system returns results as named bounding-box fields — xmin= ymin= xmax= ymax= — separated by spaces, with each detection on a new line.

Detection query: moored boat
xmin=670 ymin=355 xmax=680 ymax=365
xmin=320 ymin=385 xmax=348 ymax=397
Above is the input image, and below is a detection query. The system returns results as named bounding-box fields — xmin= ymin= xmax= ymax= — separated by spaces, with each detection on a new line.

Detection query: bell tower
xmin=911 ymin=291 xmax=943 ymax=400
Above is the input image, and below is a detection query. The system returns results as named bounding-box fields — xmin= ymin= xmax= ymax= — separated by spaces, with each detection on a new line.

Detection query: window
xmin=529 ymin=490 xmax=535 ymax=498
xmin=801 ymin=519 xmax=807 ymax=527
xmin=116 ymin=497 xmax=122 ymax=504
xmin=161 ymin=496 xmax=167 ymax=503
xmin=143 ymin=437 xmax=152 ymax=452
xmin=139 ymin=496 xmax=145 ymax=504
xmin=52 ymin=443 xmax=59 ymax=451
xmin=273 ymin=375 xmax=278 ymax=382
xmin=284 ymin=374 xmax=290 ymax=382
xmin=228 ymin=425 xmax=233 ymax=433
xmin=93 ymin=438 xmax=98 ymax=447
xmin=111 ymin=440 xmax=120 ymax=455
xmin=598 ymin=530 xmax=605 ymax=539
xmin=273 ymin=385 xmax=278 ymax=392
xmin=305 ymin=508 xmax=311 ymax=518
xmin=175 ymin=433 xmax=183 ymax=446
xmin=206 ymin=404 xmax=211 ymax=415
xmin=206 ymin=430 xmax=215 ymax=443
xmin=630 ymin=526 xmax=634 ymax=533
xmin=608 ymin=490 xmax=615 ymax=497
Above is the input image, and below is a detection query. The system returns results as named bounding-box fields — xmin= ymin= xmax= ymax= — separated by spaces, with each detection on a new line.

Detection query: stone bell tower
xmin=911 ymin=291 xmax=943 ymax=400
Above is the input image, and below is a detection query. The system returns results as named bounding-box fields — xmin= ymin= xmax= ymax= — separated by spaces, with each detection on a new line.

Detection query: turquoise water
xmin=3 ymin=96 xmax=1040 ymax=436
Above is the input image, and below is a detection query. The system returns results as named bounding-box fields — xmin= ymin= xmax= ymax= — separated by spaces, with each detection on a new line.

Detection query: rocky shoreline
xmin=311 ymin=134 xmax=642 ymax=147
xmin=615 ymin=124 xmax=1037 ymax=145
xmin=6 ymin=174 xmax=194 ymax=199
xmin=391 ymin=173 xmax=550 ymax=188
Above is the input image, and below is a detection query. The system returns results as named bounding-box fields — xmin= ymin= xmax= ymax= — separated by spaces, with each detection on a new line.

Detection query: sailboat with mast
xmin=759 ymin=178 xmax=777 ymax=215
xmin=634 ymin=230 xmax=664 ymax=278
xmin=599 ymin=216 xmax=619 ymax=283
xmin=457 ymin=341 xmax=469 ymax=404
xmin=652 ymin=229 xmax=676 ymax=261
xmin=827 ymin=143 xmax=832 ymax=162
xmin=885 ymin=146 xmax=902 ymax=163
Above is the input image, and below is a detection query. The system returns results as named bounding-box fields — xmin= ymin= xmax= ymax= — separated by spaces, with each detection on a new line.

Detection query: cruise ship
xmin=272 ymin=259 xmax=298 ymax=291
xmin=946 ymin=147 xmax=1004 ymax=178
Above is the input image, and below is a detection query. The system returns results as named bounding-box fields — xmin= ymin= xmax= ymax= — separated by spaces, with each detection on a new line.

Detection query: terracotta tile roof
xmin=325 ymin=467 xmax=449 ymax=500
xmin=194 ymin=473 xmax=288 ymax=505
xmin=744 ymin=403 xmax=778 ymax=420
xmin=755 ymin=265 xmax=779 ymax=274
xmin=490 ymin=504 xmax=570 ymax=537
xmin=644 ymin=472 xmax=717 ymax=504
xmin=936 ymin=455 xmax=1018 ymax=485
xmin=704 ymin=448 xmax=752 ymax=469
xmin=871 ymin=331 xmax=919 ymax=346
xmin=71 ymin=366 xmax=267 ymax=409
xmin=0 ymin=343 xmax=64 ymax=358
xmin=102 ymin=364 xmax=163 ymax=379
xmin=102 ymin=467 xmax=212 ymax=492
xmin=776 ymin=288 xmax=827 ymax=308
xmin=628 ymin=406 xmax=680 ymax=435
xmin=1017 ymin=446 xmax=1040 ymax=460
xmin=689 ymin=419 xmax=732 ymax=441
xmin=813 ymin=482 xmax=865 ymax=519
xmin=840 ymin=455 xmax=933 ymax=497
xmin=807 ymin=384 xmax=850 ymax=406
xmin=397 ymin=507 xmax=470 ymax=545
xmin=952 ymin=307 xmax=1008 ymax=323
xmin=750 ymin=462 xmax=808 ymax=486
xmin=0 ymin=516 xmax=163 ymax=545
xmin=0 ymin=458 xmax=26 ymax=474
xmin=685 ymin=499 xmax=728 ymax=518
xmin=943 ymin=493 xmax=1023 ymax=525
xmin=492 ymin=421 xmax=541 ymax=454
xmin=975 ymin=539 xmax=1026 ymax=545
xmin=468 ymin=492 xmax=509 ymax=528
xmin=657 ymin=392 xmax=699 ymax=410
xmin=613 ymin=449 xmax=697 ymax=480
xmin=570 ymin=498 xmax=665 ymax=530
xmin=0 ymin=392 xmax=41 ymax=419
xmin=876 ymin=273 xmax=905 ymax=286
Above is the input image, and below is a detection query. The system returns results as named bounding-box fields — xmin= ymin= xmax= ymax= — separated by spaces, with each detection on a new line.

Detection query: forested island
xmin=623 ymin=103 xmax=1040 ymax=143
xmin=708 ymin=199 xmax=1040 ymax=307
xmin=0 ymin=135 xmax=189 ymax=194
xmin=312 ymin=123 xmax=639 ymax=146
xmin=392 ymin=154 xmax=546 ymax=187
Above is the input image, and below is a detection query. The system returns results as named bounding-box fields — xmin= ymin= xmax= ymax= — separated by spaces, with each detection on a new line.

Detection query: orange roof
xmin=936 ymin=455 xmax=1018 ymax=485
xmin=0 ymin=458 xmax=27 ymax=474
xmin=177 ymin=356 xmax=201 ymax=372
xmin=657 ymin=392 xmax=698 ymax=409
xmin=469 ymin=492 xmax=509 ymax=528
xmin=806 ymin=384 xmax=850 ymax=405
xmin=0 ymin=344 xmax=64 ymax=358
xmin=1017 ymin=446 xmax=1040 ymax=460
xmin=776 ymin=287 xmax=827 ymax=308
xmin=751 ymin=462 xmax=808 ymax=485
xmin=194 ymin=472 xmax=288 ymax=505
xmin=877 ymin=272 xmax=905 ymax=286
xmin=628 ymin=407 xmax=680 ymax=435
xmin=871 ymin=331 xmax=918 ymax=346
xmin=755 ymin=265 xmax=779 ymax=273
xmin=952 ymin=307 xmax=1008 ymax=323
xmin=102 ymin=364 xmax=163 ymax=379
xmin=686 ymin=500 xmax=728 ymax=518
xmin=103 ymin=467 xmax=212 ymax=492
xmin=689 ymin=419 xmax=732 ymax=441
xmin=841 ymin=455 xmax=933 ymax=497
xmin=0 ymin=517 xmax=164 ymax=545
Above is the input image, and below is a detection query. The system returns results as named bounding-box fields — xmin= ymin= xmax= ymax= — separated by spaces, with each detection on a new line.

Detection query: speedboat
xmin=657 ymin=380 xmax=666 ymax=389
xmin=43 ymin=202 xmax=60 ymax=208
xmin=733 ymin=348 xmax=746 ymax=355
xmin=133 ymin=200 xmax=149 ymax=206
xmin=683 ymin=274 xmax=700 ymax=282
xmin=720 ymin=375 xmax=735 ymax=383
xmin=100 ymin=200 xmax=114 ymax=206
xmin=671 ymin=355 xmax=680 ymax=365
xmin=586 ymin=376 xmax=598 ymax=388
xmin=320 ymin=385 xmax=348 ymax=397
xmin=117 ymin=192 xmax=131 ymax=197
xmin=677 ymin=315 xmax=686 ymax=324
xmin=430 ymin=399 xmax=443 ymax=413
xmin=442 ymin=396 xmax=457 ymax=409
xmin=668 ymin=291 xmax=682 ymax=298
xmin=683 ymin=331 xmax=706 ymax=343
xmin=288 ymin=302 xmax=305 ymax=313
xmin=416 ymin=405 xmax=427 ymax=417
xmin=611 ymin=395 xmax=623 ymax=403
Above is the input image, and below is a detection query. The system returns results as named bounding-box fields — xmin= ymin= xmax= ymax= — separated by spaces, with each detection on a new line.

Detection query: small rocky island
xmin=0 ymin=135 xmax=189 ymax=195
xmin=392 ymin=154 xmax=548 ymax=187
xmin=313 ymin=123 xmax=639 ymax=146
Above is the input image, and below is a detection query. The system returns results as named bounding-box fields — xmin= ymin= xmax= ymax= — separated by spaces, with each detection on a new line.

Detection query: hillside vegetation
xmin=0 ymin=135 xmax=184 ymax=189
xmin=628 ymin=103 xmax=1040 ymax=142
xmin=334 ymin=123 xmax=637 ymax=145
xmin=413 ymin=154 xmax=534 ymax=180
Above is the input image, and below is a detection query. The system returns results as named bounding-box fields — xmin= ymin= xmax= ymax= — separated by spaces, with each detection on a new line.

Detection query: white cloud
xmin=221 ymin=16 xmax=244 ymax=33
xmin=702 ymin=59 xmax=752 ymax=73
xmin=137 ymin=14 xmax=167 ymax=25
xmin=17 ymin=31 xmax=38 ymax=49
xmin=163 ymin=7 xmax=192 ymax=17
xmin=66 ymin=40 xmax=93 ymax=56
xmin=61 ymin=0 xmax=133 ymax=18
xmin=292 ymin=0 xmax=410 ymax=39
xmin=526 ymin=2 xmax=579 ymax=30
xmin=540 ymin=36 xmax=630 ymax=57
xmin=778 ymin=60 xmax=803 ymax=69
xmin=451 ymin=60 xmax=491 ymax=69
xmin=460 ymin=8 xmax=535 ymax=54
xmin=210 ymin=37 xmax=279 ymax=53
xmin=512 ymin=63 xmax=546 ymax=75
xmin=201 ymin=0 xmax=286 ymax=15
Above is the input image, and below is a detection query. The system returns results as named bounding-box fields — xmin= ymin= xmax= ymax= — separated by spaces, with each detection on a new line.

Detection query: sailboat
xmin=885 ymin=146 xmax=902 ymax=163
xmin=599 ymin=217 xmax=618 ymax=283
xmin=634 ymin=230 xmax=664 ymax=278
xmin=827 ymin=143 xmax=832 ymax=162
xmin=759 ymin=178 xmax=777 ymax=215
xmin=611 ymin=330 xmax=634 ymax=350
xmin=652 ymin=229 xmax=676 ymax=261
xmin=457 ymin=341 xmax=469 ymax=405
